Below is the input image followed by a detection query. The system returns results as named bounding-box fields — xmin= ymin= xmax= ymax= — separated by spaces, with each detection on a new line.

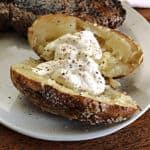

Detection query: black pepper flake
xmin=19 ymin=97 xmax=22 ymax=100
xmin=99 ymin=81 xmax=102 ymax=83
xmin=98 ymin=77 xmax=102 ymax=81
xmin=62 ymin=73 xmax=65 ymax=75
xmin=82 ymin=74 xmax=85 ymax=77
xmin=62 ymin=48 xmax=66 ymax=51
xmin=8 ymin=96 xmax=11 ymax=99
xmin=79 ymin=65 xmax=82 ymax=67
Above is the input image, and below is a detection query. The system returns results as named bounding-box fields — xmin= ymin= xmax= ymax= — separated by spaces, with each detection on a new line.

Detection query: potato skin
xmin=10 ymin=66 xmax=136 ymax=125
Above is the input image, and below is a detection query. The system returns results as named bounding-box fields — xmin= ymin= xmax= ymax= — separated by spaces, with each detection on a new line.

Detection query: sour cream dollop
xmin=32 ymin=31 xmax=105 ymax=96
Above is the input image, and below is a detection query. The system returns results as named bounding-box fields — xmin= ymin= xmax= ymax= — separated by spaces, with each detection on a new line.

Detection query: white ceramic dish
xmin=0 ymin=3 xmax=150 ymax=141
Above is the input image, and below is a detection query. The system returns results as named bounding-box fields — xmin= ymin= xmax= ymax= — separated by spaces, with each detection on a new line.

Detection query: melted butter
xmin=32 ymin=31 xmax=105 ymax=96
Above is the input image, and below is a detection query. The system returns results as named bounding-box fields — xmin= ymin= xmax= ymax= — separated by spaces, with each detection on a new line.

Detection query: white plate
xmin=0 ymin=3 xmax=150 ymax=141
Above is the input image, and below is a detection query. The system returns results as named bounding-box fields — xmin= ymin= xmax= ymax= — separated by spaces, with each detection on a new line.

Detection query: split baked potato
xmin=10 ymin=14 xmax=143 ymax=125
xmin=28 ymin=14 xmax=143 ymax=78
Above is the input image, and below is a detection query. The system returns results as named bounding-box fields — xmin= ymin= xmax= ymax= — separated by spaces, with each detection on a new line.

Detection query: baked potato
xmin=28 ymin=14 xmax=143 ymax=78
xmin=10 ymin=14 xmax=143 ymax=125
xmin=11 ymin=58 xmax=137 ymax=125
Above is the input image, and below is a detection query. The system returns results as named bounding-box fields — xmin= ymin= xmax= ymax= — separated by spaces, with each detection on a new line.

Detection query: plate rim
xmin=0 ymin=106 xmax=149 ymax=141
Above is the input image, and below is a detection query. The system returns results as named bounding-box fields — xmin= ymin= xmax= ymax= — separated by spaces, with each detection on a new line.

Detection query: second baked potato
xmin=28 ymin=14 xmax=143 ymax=78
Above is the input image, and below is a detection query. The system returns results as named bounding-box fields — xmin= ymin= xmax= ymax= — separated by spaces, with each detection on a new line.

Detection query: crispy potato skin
xmin=10 ymin=66 xmax=136 ymax=125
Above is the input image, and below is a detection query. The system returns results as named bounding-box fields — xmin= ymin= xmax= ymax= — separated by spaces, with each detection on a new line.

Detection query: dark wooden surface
xmin=136 ymin=8 xmax=150 ymax=22
xmin=0 ymin=8 xmax=150 ymax=150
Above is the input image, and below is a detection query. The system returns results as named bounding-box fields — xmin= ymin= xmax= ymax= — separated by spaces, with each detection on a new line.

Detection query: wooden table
xmin=0 ymin=8 xmax=150 ymax=150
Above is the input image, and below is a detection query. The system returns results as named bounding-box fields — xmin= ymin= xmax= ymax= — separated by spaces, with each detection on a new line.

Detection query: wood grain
xmin=0 ymin=8 xmax=150 ymax=150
